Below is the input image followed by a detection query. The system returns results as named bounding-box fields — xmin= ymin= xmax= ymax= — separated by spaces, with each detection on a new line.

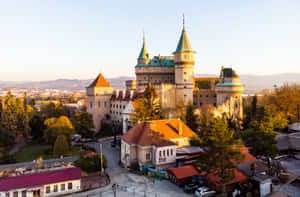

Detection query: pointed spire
xmin=138 ymin=32 xmax=149 ymax=59
xmin=174 ymin=15 xmax=193 ymax=53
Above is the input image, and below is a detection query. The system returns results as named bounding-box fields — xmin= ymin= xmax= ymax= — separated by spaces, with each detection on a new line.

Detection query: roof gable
xmin=175 ymin=26 xmax=193 ymax=53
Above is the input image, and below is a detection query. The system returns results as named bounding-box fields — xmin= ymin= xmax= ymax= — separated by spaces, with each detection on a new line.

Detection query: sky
xmin=0 ymin=0 xmax=299 ymax=81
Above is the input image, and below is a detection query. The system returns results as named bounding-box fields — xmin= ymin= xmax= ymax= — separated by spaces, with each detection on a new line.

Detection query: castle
xmin=87 ymin=19 xmax=244 ymax=132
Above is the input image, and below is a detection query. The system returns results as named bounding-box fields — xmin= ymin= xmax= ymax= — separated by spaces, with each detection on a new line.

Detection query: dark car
xmin=183 ymin=183 xmax=199 ymax=193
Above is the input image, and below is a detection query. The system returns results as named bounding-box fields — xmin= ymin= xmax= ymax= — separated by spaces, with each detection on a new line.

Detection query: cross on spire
xmin=183 ymin=13 xmax=185 ymax=27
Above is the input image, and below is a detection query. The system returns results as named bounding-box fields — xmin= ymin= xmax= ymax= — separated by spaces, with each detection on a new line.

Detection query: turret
xmin=174 ymin=16 xmax=195 ymax=105
xmin=86 ymin=73 xmax=113 ymax=132
xmin=137 ymin=34 xmax=150 ymax=65
xmin=215 ymin=67 xmax=244 ymax=121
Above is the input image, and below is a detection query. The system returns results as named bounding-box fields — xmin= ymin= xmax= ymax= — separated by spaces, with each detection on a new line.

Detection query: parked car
xmin=184 ymin=183 xmax=199 ymax=193
xmin=194 ymin=186 xmax=216 ymax=197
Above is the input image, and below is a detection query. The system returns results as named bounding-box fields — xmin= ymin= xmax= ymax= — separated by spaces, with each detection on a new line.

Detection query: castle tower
xmin=86 ymin=73 xmax=113 ymax=132
xmin=174 ymin=17 xmax=195 ymax=106
xmin=215 ymin=67 xmax=244 ymax=121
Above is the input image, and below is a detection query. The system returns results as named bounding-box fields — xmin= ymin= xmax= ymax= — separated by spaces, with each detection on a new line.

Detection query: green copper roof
xmin=175 ymin=26 xmax=193 ymax=53
xmin=216 ymin=82 xmax=243 ymax=87
xmin=138 ymin=36 xmax=149 ymax=59
xmin=136 ymin=56 xmax=174 ymax=67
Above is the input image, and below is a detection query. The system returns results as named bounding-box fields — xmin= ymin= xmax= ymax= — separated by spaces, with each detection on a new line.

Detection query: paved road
xmin=0 ymin=156 xmax=78 ymax=171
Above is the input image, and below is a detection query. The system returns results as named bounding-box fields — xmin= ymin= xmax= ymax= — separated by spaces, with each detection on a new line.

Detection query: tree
xmin=53 ymin=135 xmax=69 ymax=157
xmin=75 ymin=153 xmax=108 ymax=172
xmin=29 ymin=114 xmax=46 ymax=141
xmin=131 ymin=84 xmax=164 ymax=123
xmin=193 ymin=118 xmax=244 ymax=193
xmin=198 ymin=104 xmax=215 ymax=133
xmin=242 ymin=105 xmax=278 ymax=173
xmin=41 ymin=102 xmax=66 ymax=118
xmin=44 ymin=116 xmax=74 ymax=144
xmin=185 ymin=100 xmax=198 ymax=131
xmin=72 ymin=111 xmax=94 ymax=138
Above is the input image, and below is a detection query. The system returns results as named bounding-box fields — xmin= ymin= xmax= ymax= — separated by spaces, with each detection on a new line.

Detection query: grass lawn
xmin=13 ymin=145 xmax=52 ymax=163
xmin=13 ymin=145 xmax=90 ymax=163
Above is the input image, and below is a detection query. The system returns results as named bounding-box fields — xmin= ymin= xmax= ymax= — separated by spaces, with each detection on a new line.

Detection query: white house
xmin=0 ymin=168 xmax=81 ymax=197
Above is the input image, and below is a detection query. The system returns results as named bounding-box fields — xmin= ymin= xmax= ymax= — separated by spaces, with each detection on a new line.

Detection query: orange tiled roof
xmin=193 ymin=77 xmax=219 ymax=82
xmin=167 ymin=165 xmax=200 ymax=179
xmin=88 ymin=73 xmax=111 ymax=87
xmin=121 ymin=119 xmax=197 ymax=147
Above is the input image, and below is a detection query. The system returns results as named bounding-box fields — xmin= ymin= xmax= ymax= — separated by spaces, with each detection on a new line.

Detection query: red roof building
xmin=0 ymin=168 xmax=81 ymax=196
xmin=167 ymin=165 xmax=201 ymax=186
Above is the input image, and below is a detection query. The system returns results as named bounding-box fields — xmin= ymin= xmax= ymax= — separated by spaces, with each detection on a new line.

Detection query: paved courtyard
xmin=70 ymin=139 xmax=192 ymax=197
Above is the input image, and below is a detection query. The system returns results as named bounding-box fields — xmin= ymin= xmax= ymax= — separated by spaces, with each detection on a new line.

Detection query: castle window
xmin=184 ymin=72 xmax=187 ymax=75
xmin=171 ymin=149 xmax=173 ymax=156
xmin=184 ymin=79 xmax=187 ymax=82
xmin=200 ymin=94 xmax=202 ymax=97
xmin=98 ymin=101 xmax=101 ymax=108
xmin=167 ymin=149 xmax=169 ymax=156
xmin=184 ymin=86 xmax=186 ymax=88
xmin=163 ymin=150 xmax=165 ymax=156
xmin=123 ymin=105 xmax=125 ymax=109
xmin=206 ymin=95 xmax=209 ymax=97
xmin=214 ymin=94 xmax=216 ymax=97
xmin=200 ymin=102 xmax=202 ymax=106
xmin=214 ymin=103 xmax=217 ymax=107
xmin=116 ymin=104 xmax=118 ymax=108
xmin=90 ymin=102 xmax=93 ymax=108
xmin=104 ymin=102 xmax=107 ymax=108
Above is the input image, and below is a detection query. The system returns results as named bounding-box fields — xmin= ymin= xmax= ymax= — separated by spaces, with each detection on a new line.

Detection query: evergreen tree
xmin=185 ymin=100 xmax=198 ymax=131
xmin=53 ymin=135 xmax=69 ymax=157
xmin=131 ymin=84 xmax=164 ymax=123
xmin=29 ymin=114 xmax=46 ymax=140
xmin=193 ymin=118 xmax=244 ymax=193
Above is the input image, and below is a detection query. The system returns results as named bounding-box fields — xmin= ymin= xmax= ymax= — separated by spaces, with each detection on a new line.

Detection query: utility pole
xmin=100 ymin=143 xmax=103 ymax=175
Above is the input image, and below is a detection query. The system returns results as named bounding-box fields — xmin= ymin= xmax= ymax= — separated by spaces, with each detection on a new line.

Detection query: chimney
xmin=130 ymin=90 xmax=134 ymax=99
xmin=178 ymin=120 xmax=183 ymax=136
xmin=116 ymin=89 xmax=119 ymax=98
xmin=123 ymin=90 xmax=126 ymax=99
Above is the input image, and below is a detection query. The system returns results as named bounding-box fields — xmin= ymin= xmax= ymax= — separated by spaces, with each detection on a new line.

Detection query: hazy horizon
xmin=1 ymin=1 xmax=300 ymax=81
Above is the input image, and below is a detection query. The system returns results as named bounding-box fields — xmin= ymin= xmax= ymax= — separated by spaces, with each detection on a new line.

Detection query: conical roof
xmin=138 ymin=36 xmax=149 ymax=59
xmin=175 ymin=26 xmax=193 ymax=53
xmin=88 ymin=73 xmax=111 ymax=87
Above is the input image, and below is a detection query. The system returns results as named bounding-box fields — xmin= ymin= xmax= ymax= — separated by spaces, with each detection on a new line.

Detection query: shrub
xmin=75 ymin=153 xmax=107 ymax=173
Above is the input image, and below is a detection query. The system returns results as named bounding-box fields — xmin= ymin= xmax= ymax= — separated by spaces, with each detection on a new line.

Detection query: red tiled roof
xmin=0 ymin=168 xmax=81 ymax=191
xmin=207 ymin=168 xmax=248 ymax=186
xmin=111 ymin=91 xmax=143 ymax=101
xmin=88 ymin=73 xmax=111 ymax=87
xmin=167 ymin=165 xmax=200 ymax=179
xmin=121 ymin=119 xmax=197 ymax=147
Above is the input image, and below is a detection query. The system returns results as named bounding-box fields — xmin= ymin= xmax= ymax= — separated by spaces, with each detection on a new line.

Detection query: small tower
xmin=137 ymin=33 xmax=150 ymax=65
xmin=215 ymin=67 xmax=244 ymax=121
xmin=86 ymin=73 xmax=113 ymax=132
xmin=174 ymin=16 xmax=195 ymax=106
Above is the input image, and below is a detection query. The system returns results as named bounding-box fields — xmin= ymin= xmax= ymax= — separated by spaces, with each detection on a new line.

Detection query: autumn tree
xmin=40 ymin=102 xmax=66 ymax=118
xmin=44 ymin=116 xmax=74 ymax=144
xmin=131 ymin=84 xmax=164 ymax=123
xmin=72 ymin=111 xmax=94 ymax=138
xmin=193 ymin=118 xmax=244 ymax=193
xmin=53 ymin=135 xmax=69 ymax=157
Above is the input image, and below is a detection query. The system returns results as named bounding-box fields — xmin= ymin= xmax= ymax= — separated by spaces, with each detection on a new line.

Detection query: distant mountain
xmin=1 ymin=73 xmax=300 ymax=93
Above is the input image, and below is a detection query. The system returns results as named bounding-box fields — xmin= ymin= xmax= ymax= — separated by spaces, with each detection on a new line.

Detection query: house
xmin=167 ymin=165 xmax=202 ymax=186
xmin=0 ymin=168 xmax=81 ymax=197
xmin=120 ymin=119 xmax=197 ymax=169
